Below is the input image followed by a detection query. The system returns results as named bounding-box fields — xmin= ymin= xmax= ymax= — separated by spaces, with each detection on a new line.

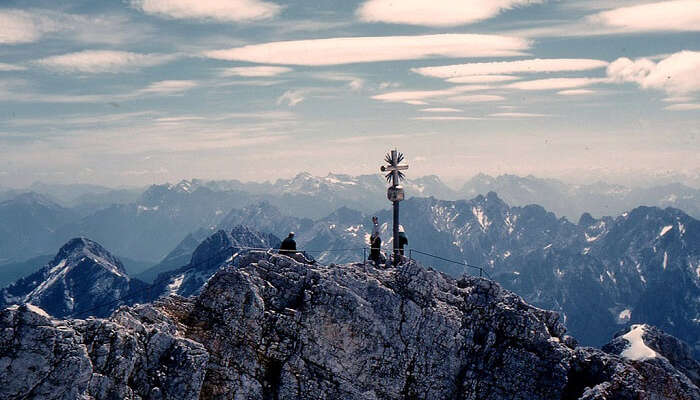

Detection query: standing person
xmin=279 ymin=232 xmax=296 ymax=256
xmin=369 ymin=232 xmax=382 ymax=266
xmin=398 ymin=225 xmax=408 ymax=257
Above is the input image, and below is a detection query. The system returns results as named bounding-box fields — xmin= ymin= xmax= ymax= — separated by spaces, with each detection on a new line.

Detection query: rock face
xmin=603 ymin=324 xmax=700 ymax=388
xmin=1 ymin=253 xmax=698 ymax=399
xmin=0 ymin=302 xmax=208 ymax=399
xmin=0 ymin=238 xmax=149 ymax=318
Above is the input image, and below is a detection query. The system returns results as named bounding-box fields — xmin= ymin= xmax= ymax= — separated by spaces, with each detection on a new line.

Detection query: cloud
xmin=0 ymin=10 xmax=54 ymax=44
xmin=204 ymin=34 xmax=530 ymax=66
xmin=356 ymin=0 xmax=544 ymax=27
xmin=412 ymin=116 xmax=481 ymax=121
xmin=489 ymin=112 xmax=549 ymax=117
xmin=558 ymin=89 xmax=595 ymax=96
xmin=505 ymin=78 xmax=604 ymax=90
xmin=36 ymin=50 xmax=177 ymax=73
xmin=0 ymin=9 xmax=153 ymax=46
xmin=591 ymin=0 xmax=700 ymax=32
xmin=131 ymin=0 xmax=282 ymax=22
xmin=413 ymin=58 xmax=608 ymax=79
xmin=313 ymin=73 xmax=366 ymax=91
xmin=0 ymin=63 xmax=25 ymax=71
xmin=447 ymin=95 xmax=505 ymax=103
xmin=607 ymin=51 xmax=700 ymax=94
xmin=446 ymin=75 xmax=519 ymax=84
xmin=662 ymin=96 xmax=694 ymax=103
xmin=420 ymin=108 xmax=462 ymax=113
xmin=664 ymin=103 xmax=700 ymax=111
xmin=404 ymin=100 xmax=428 ymax=105
xmin=277 ymin=90 xmax=305 ymax=106
xmin=372 ymin=85 xmax=490 ymax=103
xmin=138 ymin=80 xmax=198 ymax=94
xmin=219 ymin=66 xmax=292 ymax=77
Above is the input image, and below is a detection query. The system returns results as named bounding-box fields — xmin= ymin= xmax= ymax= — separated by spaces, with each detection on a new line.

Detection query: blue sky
xmin=0 ymin=0 xmax=698 ymax=188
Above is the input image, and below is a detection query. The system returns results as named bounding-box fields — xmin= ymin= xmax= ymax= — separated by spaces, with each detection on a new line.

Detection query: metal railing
xmin=407 ymin=248 xmax=491 ymax=279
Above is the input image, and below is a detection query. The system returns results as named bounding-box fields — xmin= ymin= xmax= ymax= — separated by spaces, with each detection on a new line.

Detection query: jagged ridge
xmin=1 ymin=253 xmax=697 ymax=399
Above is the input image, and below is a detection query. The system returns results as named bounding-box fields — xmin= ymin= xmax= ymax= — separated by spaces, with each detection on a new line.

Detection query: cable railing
xmin=407 ymin=248 xmax=492 ymax=279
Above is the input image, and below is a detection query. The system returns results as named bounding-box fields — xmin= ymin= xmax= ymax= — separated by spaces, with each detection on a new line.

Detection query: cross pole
xmin=380 ymin=149 xmax=408 ymax=265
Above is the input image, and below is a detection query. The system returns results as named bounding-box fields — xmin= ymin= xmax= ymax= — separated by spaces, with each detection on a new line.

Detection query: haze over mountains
xmin=1 ymin=172 xmax=699 ymax=355
xmin=1 ymin=172 xmax=698 ymax=267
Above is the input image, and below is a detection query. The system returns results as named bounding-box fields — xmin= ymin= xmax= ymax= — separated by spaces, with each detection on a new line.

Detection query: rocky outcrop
xmin=603 ymin=324 xmax=700 ymax=388
xmin=1 ymin=253 xmax=698 ymax=399
xmin=0 ymin=302 xmax=208 ymax=399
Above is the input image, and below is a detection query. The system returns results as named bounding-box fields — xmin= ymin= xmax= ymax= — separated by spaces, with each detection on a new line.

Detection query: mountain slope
xmin=148 ymin=226 xmax=281 ymax=299
xmin=0 ymin=238 xmax=148 ymax=318
xmin=1 ymin=253 xmax=697 ymax=399
xmin=0 ymin=192 xmax=78 ymax=263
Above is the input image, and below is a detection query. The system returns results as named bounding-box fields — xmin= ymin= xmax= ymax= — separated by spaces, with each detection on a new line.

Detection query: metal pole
xmin=391 ymin=149 xmax=400 ymax=266
xmin=393 ymin=200 xmax=399 ymax=265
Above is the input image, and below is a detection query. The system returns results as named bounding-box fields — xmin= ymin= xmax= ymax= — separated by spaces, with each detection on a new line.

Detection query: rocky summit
xmin=1 ymin=252 xmax=698 ymax=399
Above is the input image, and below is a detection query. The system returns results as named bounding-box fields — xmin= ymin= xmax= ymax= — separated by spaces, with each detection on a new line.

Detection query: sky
xmin=0 ymin=0 xmax=699 ymax=188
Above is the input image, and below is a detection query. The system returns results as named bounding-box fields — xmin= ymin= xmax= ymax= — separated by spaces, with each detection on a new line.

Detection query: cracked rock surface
xmin=2 ymin=252 xmax=698 ymax=399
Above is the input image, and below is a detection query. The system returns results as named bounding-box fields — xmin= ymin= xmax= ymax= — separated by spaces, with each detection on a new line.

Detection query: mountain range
xmin=1 ymin=172 xmax=698 ymax=267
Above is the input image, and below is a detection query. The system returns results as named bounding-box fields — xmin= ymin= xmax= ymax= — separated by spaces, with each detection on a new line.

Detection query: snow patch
xmin=662 ymin=251 xmax=668 ymax=270
xmin=472 ymin=206 xmax=490 ymax=230
xmin=618 ymin=309 xmax=631 ymax=321
xmin=621 ymin=325 xmax=657 ymax=361
xmin=503 ymin=251 xmax=511 ymax=258
xmin=659 ymin=225 xmax=673 ymax=237
xmin=167 ymin=274 xmax=185 ymax=295
xmin=26 ymin=303 xmax=51 ymax=318
xmin=49 ymin=259 xmax=67 ymax=275
xmin=584 ymin=232 xmax=602 ymax=243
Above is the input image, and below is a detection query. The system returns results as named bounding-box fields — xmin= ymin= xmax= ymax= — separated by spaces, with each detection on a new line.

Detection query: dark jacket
xmin=279 ymin=236 xmax=296 ymax=255
xmin=398 ymin=232 xmax=408 ymax=248
xmin=369 ymin=235 xmax=382 ymax=263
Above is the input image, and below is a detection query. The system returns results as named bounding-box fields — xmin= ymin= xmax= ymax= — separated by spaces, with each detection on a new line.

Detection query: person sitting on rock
xmin=279 ymin=232 xmax=297 ymax=256
xmin=278 ymin=232 xmax=315 ymax=264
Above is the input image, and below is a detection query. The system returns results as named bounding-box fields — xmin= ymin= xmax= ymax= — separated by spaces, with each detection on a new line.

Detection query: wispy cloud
xmin=313 ymin=72 xmax=366 ymax=91
xmin=205 ymin=34 xmax=530 ymax=66
xmin=591 ymin=0 xmax=700 ymax=32
xmin=506 ymin=78 xmax=605 ymax=90
xmin=219 ymin=66 xmax=292 ymax=77
xmin=558 ymin=89 xmax=596 ymax=96
xmin=36 ymin=50 xmax=178 ymax=73
xmin=664 ymin=103 xmax=700 ymax=111
xmin=277 ymin=89 xmax=306 ymax=106
xmin=489 ymin=112 xmax=550 ymax=118
xmin=420 ymin=108 xmax=462 ymax=113
xmin=0 ymin=9 xmax=153 ymax=45
xmin=372 ymin=85 xmax=489 ymax=103
xmin=357 ymin=0 xmax=545 ymax=27
xmin=130 ymin=0 xmax=282 ymax=22
xmin=138 ymin=80 xmax=198 ymax=95
xmin=412 ymin=116 xmax=481 ymax=121
xmin=446 ymin=75 xmax=519 ymax=84
xmin=0 ymin=9 xmax=55 ymax=44
xmin=413 ymin=59 xmax=608 ymax=79
xmin=0 ymin=63 xmax=26 ymax=72
xmin=607 ymin=51 xmax=700 ymax=94
xmin=446 ymin=95 xmax=505 ymax=103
